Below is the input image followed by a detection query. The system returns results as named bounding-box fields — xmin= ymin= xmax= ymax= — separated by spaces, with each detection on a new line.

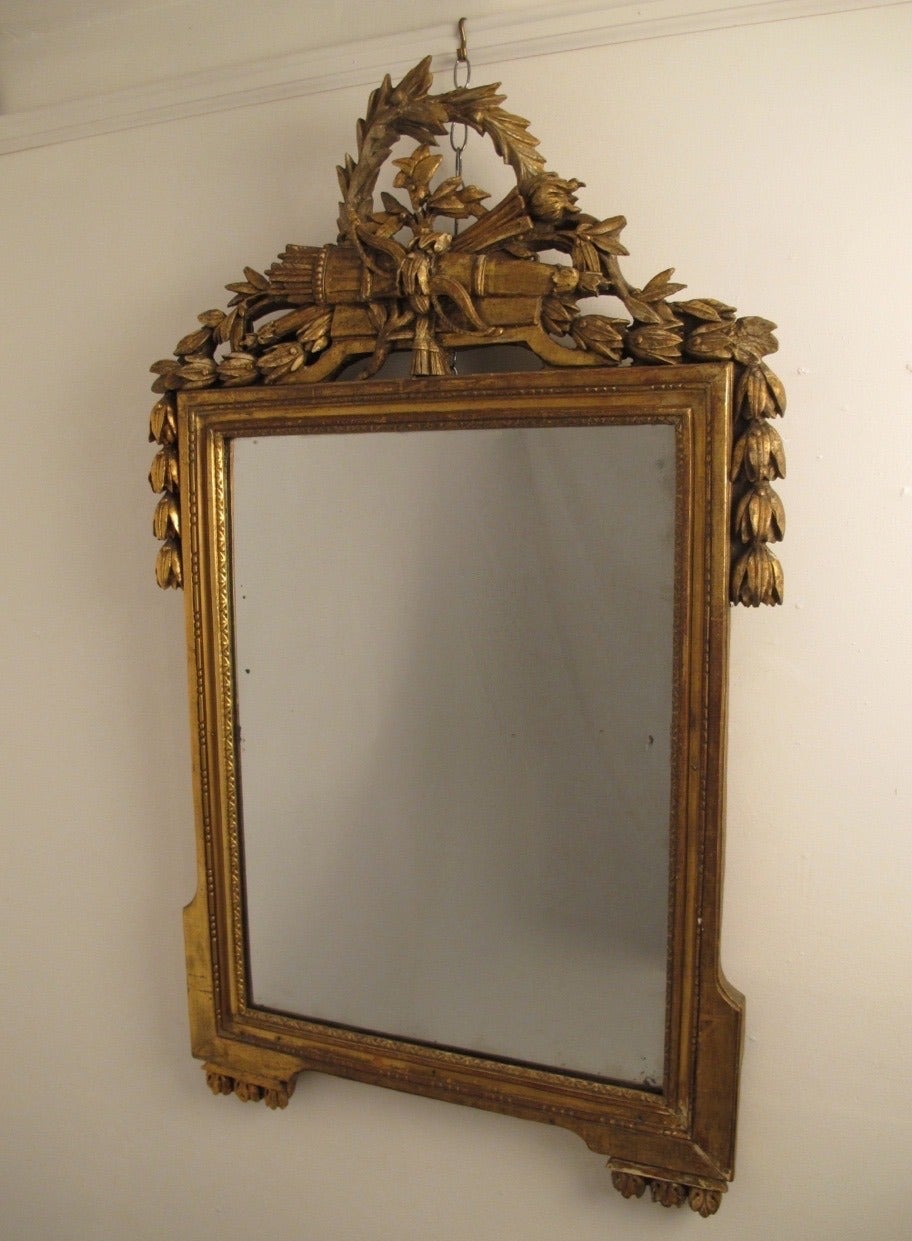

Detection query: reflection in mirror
xmin=232 ymin=421 xmax=676 ymax=1085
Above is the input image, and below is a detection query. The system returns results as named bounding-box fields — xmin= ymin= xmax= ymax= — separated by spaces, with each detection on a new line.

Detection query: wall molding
xmin=1 ymin=0 xmax=903 ymax=154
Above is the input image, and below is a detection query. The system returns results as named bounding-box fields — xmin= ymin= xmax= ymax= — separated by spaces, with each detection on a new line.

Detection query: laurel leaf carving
xmin=672 ymin=297 xmax=736 ymax=322
xmin=148 ymin=397 xmax=177 ymax=445
xmin=153 ymin=494 xmax=180 ymax=541
xmin=149 ymin=449 xmax=178 ymax=494
xmin=147 ymin=58 xmax=785 ymax=600
xmin=731 ymin=544 xmax=784 ymax=606
xmin=174 ymin=327 xmax=211 ymax=356
xmin=650 ymin=1180 xmax=688 ymax=1208
xmin=735 ymin=483 xmax=785 ymax=543
xmin=611 ymin=1171 xmax=647 ymax=1199
xmin=154 ymin=539 xmax=182 ymax=589
xmin=731 ymin=421 xmax=787 ymax=483
xmin=689 ymin=1188 xmax=723 ymax=1217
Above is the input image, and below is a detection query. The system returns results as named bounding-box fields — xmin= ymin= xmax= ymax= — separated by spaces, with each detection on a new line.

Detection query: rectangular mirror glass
xmin=233 ymin=421 xmax=676 ymax=1085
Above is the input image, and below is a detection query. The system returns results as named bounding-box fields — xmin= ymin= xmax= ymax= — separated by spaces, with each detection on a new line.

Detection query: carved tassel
xmin=410 ymin=316 xmax=451 ymax=376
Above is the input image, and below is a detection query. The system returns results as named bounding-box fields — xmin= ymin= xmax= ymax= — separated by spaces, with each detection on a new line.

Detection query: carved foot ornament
xmin=204 ymin=1065 xmax=296 ymax=1110
xmin=611 ymin=1169 xmax=723 ymax=1216
xmin=147 ymin=56 xmax=786 ymax=607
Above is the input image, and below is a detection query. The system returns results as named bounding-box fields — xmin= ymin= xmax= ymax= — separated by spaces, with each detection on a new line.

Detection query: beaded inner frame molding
xmin=147 ymin=58 xmax=787 ymax=1215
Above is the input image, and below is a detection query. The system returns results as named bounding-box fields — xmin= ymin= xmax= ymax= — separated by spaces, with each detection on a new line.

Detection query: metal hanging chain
xmin=449 ymin=18 xmax=471 ymax=236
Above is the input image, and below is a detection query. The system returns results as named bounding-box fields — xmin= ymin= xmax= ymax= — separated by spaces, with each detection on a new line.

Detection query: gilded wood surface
xmin=176 ymin=367 xmax=741 ymax=1213
xmin=149 ymin=49 xmax=784 ymax=1215
xmin=147 ymin=57 xmax=785 ymax=605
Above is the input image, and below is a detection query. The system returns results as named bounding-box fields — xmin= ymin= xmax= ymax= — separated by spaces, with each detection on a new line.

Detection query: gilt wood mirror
xmin=147 ymin=56 xmax=786 ymax=1216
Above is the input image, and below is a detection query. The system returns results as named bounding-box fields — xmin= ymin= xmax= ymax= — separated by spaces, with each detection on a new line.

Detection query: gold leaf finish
xmin=689 ymin=1187 xmax=724 ymax=1217
xmin=204 ymin=1066 xmax=295 ymax=1110
xmin=174 ymin=368 xmax=743 ymax=1216
xmin=147 ymin=58 xmax=787 ymax=601
xmin=651 ymin=1180 xmax=689 ymax=1209
xmin=731 ymin=421 xmax=786 ymax=483
xmin=148 ymin=448 xmax=178 ymax=494
xmin=611 ymin=1171 xmax=647 ymax=1199
xmin=148 ymin=397 xmax=177 ymax=445
xmin=728 ymin=357 xmax=788 ymax=603
xmin=732 ymin=543 xmax=784 ymax=607
xmin=154 ymin=539 xmax=182 ymax=590
xmin=146 ymin=58 xmax=788 ymax=1198
xmin=734 ymin=483 xmax=785 ymax=544
xmin=152 ymin=494 xmax=180 ymax=541
xmin=611 ymin=1165 xmax=726 ymax=1213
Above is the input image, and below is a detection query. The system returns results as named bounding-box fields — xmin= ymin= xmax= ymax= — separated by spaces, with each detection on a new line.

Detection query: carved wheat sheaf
xmin=147 ymin=55 xmax=786 ymax=601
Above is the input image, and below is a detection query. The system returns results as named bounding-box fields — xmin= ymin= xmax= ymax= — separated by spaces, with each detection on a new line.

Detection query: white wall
xmin=2 ymin=6 xmax=910 ymax=1238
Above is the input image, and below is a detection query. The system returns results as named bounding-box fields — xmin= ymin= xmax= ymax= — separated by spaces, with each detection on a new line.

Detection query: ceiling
xmin=0 ymin=0 xmax=549 ymax=114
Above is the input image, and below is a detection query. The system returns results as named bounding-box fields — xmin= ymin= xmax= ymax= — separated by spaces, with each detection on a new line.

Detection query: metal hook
xmin=452 ymin=18 xmax=471 ymax=90
xmin=456 ymin=17 xmax=468 ymax=63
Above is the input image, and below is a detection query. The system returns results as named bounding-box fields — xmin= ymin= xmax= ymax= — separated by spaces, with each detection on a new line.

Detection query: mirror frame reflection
xmin=177 ymin=364 xmax=741 ymax=1212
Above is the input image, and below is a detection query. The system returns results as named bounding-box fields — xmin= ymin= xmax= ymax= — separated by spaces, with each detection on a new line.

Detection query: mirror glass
xmin=232 ymin=419 xmax=676 ymax=1085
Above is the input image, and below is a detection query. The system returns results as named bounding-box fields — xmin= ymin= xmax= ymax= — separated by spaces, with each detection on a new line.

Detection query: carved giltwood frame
xmin=147 ymin=59 xmax=787 ymax=1214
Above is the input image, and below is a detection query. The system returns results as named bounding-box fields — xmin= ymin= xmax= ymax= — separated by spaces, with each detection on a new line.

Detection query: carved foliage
xmin=611 ymin=1171 xmax=647 ymax=1199
xmin=730 ymin=361 xmax=787 ymax=605
xmin=689 ymin=1187 xmax=725 ymax=1217
xmin=611 ymin=1170 xmax=723 ymax=1215
xmin=205 ymin=1066 xmax=295 ymax=1110
xmin=148 ymin=56 xmax=785 ymax=606
xmin=148 ymin=397 xmax=181 ymax=589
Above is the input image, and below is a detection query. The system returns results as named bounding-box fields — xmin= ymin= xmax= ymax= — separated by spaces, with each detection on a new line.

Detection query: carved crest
xmin=148 ymin=57 xmax=785 ymax=605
